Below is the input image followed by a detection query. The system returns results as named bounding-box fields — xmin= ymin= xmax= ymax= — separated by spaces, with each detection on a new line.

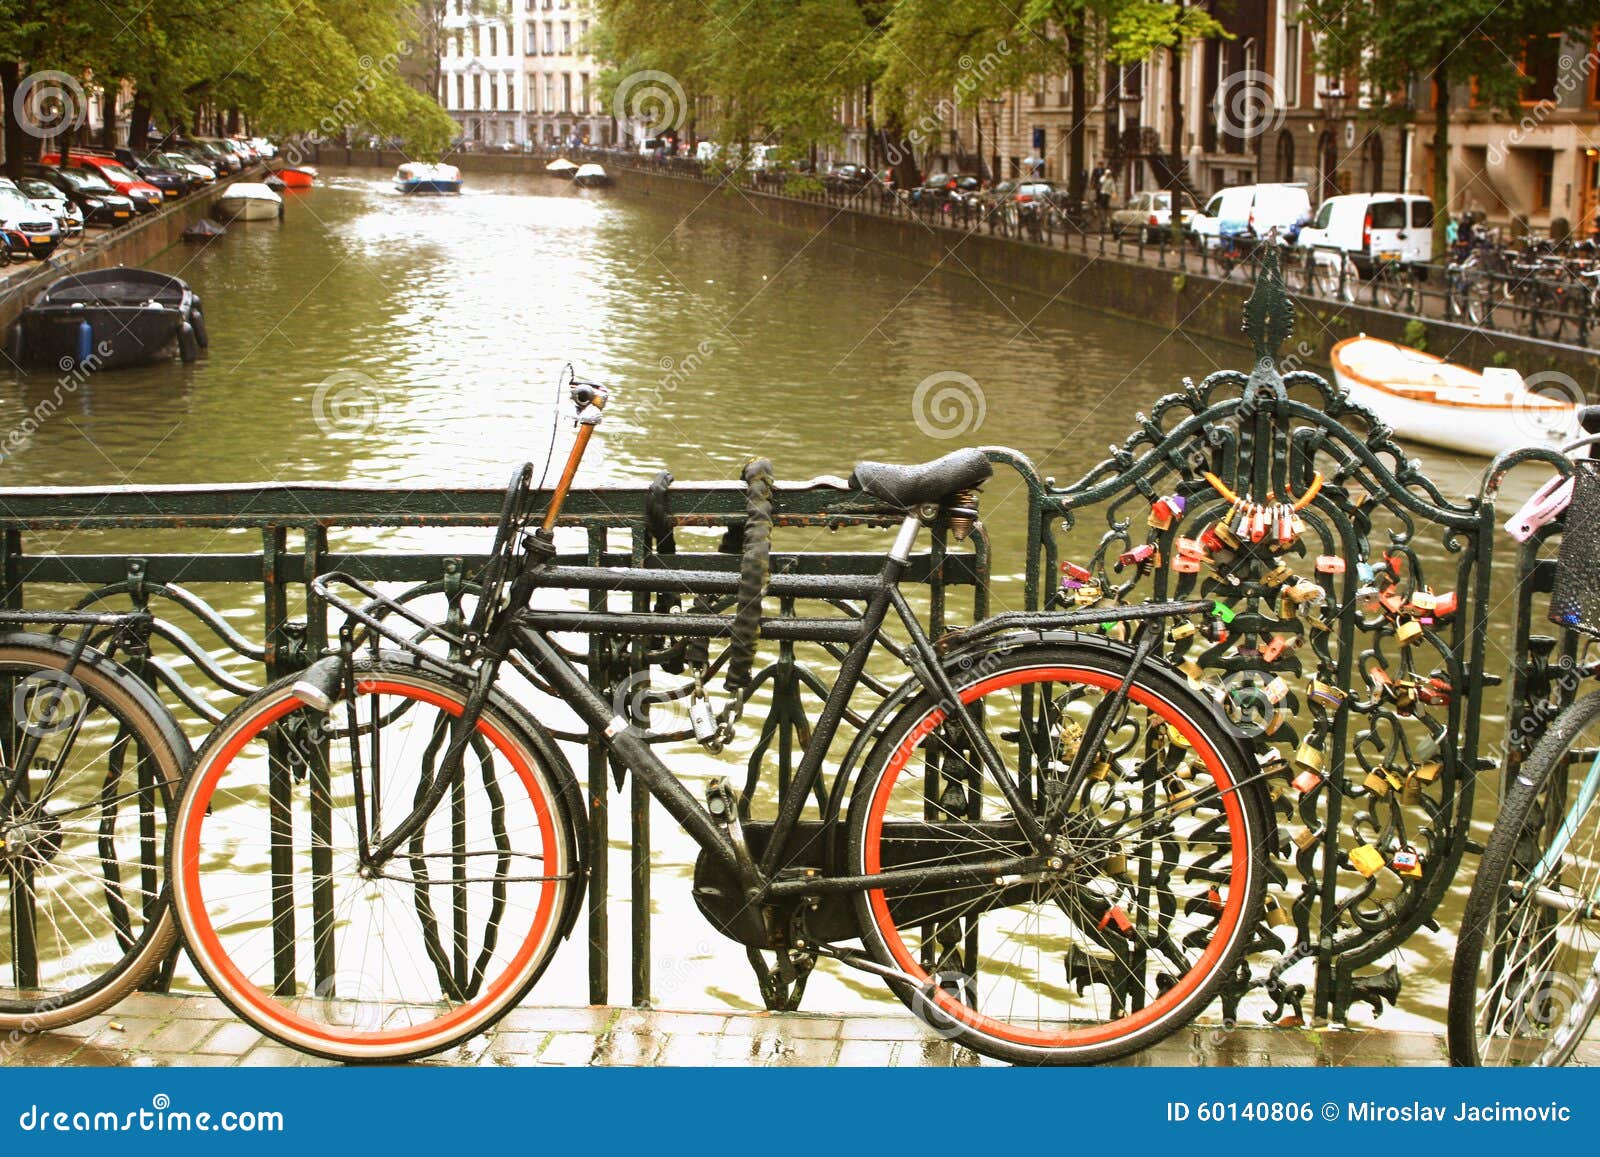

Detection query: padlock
xmin=1088 ymin=758 xmax=1113 ymax=782
xmin=1166 ymin=724 xmax=1193 ymax=750
xmin=1098 ymin=905 xmax=1134 ymax=935
xmin=1378 ymin=589 xmax=1405 ymax=615
xmin=1364 ymin=769 xmax=1393 ymax=797
xmin=1248 ymin=503 xmax=1268 ymax=544
xmin=689 ymin=696 xmax=721 ymax=744
xmin=1060 ymin=561 xmax=1092 ymax=590
xmin=1293 ymin=736 xmax=1325 ymax=774
xmin=1411 ymin=759 xmax=1442 ymax=783
xmin=1357 ymin=560 xmax=1378 ymax=584
xmin=1168 ymin=788 xmax=1196 ymax=813
xmin=1102 ymin=851 xmax=1128 ymax=876
xmin=1292 ymin=826 xmax=1320 ymax=851
xmin=1116 ymin=543 xmax=1159 ymax=572
xmin=1260 ymin=563 xmax=1293 ymax=589
xmin=1285 ymin=578 xmax=1326 ymax=606
xmin=1211 ymin=601 xmax=1236 ymax=625
xmin=1259 ymin=752 xmax=1289 ymax=779
xmin=1309 ymin=680 xmax=1347 ymax=710
xmin=1391 ymin=848 xmax=1423 ymax=878
xmin=1275 ymin=503 xmax=1296 ymax=549
xmin=1264 ymin=895 xmax=1294 ymax=927
xmin=1433 ymin=591 xmax=1458 ymax=620
xmin=1173 ymin=554 xmax=1202 ymax=574
xmin=1349 ymin=844 xmax=1386 ymax=877
xmin=1368 ymin=664 xmax=1395 ymax=696
xmin=1395 ymin=618 xmax=1423 ymax=647
xmin=1291 ymin=768 xmax=1322 ymax=794
xmin=1073 ymin=582 xmax=1103 ymax=606
xmin=1384 ymin=552 xmax=1405 ymax=578
xmin=1264 ymin=675 xmax=1290 ymax=704
xmin=1259 ymin=635 xmax=1291 ymax=662
xmin=1408 ymin=589 xmax=1437 ymax=613
xmin=1168 ymin=620 xmax=1198 ymax=641
xmin=1416 ymin=676 xmax=1452 ymax=707
xmin=1179 ymin=658 xmax=1205 ymax=682
xmin=1177 ymin=536 xmax=1207 ymax=560
xmin=1148 ymin=494 xmax=1186 ymax=531
xmin=1393 ymin=681 xmax=1418 ymax=714
xmin=1100 ymin=620 xmax=1128 ymax=641
xmin=1212 ymin=517 xmax=1241 ymax=551
xmin=1316 ymin=554 xmax=1347 ymax=575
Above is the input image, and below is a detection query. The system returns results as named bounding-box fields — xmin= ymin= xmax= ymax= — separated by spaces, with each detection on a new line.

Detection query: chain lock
xmin=687 ymin=668 xmax=741 ymax=753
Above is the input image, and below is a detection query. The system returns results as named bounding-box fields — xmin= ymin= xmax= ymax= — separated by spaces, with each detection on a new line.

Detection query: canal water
xmin=0 ymin=168 xmax=1542 ymax=1031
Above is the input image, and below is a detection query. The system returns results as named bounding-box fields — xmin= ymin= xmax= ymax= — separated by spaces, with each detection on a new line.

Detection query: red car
xmin=41 ymin=153 xmax=164 ymax=213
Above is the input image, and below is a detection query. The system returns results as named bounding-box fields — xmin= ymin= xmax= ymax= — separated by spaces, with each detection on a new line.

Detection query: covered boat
xmin=214 ymin=182 xmax=283 ymax=221
xmin=395 ymin=162 xmax=462 ymax=194
xmin=1330 ymin=335 xmax=1580 ymax=457
xmin=181 ymin=218 xmax=228 ymax=243
xmin=7 ymin=268 xmax=208 ymax=369
xmin=545 ymin=158 xmax=578 ymax=178
xmin=275 ymin=165 xmax=316 ymax=188
xmin=572 ymin=163 xmax=609 ymax=188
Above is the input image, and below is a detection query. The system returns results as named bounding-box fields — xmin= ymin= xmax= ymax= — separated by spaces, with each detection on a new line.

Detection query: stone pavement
xmin=0 ymin=993 xmax=1462 ymax=1067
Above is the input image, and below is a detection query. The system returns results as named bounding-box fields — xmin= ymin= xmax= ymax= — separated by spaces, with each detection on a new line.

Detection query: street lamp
xmin=1318 ymin=83 xmax=1348 ymax=198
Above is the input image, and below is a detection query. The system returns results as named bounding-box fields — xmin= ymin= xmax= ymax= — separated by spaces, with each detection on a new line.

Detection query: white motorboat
xmin=212 ymin=182 xmax=283 ymax=221
xmin=1330 ymin=335 xmax=1581 ymax=457
xmin=572 ymin=163 xmax=609 ymax=188
xmin=545 ymin=158 xmax=578 ymax=178
xmin=395 ymin=162 xmax=462 ymax=194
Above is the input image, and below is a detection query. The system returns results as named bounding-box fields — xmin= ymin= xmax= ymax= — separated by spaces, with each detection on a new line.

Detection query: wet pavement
xmin=0 ymin=993 xmax=1466 ymax=1067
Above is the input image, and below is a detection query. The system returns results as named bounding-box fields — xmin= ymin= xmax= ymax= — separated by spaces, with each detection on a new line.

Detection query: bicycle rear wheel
xmin=169 ymin=658 xmax=584 ymax=1062
xmin=0 ymin=634 xmax=189 ymax=1031
xmin=1449 ymin=689 xmax=1600 ymax=1065
xmin=846 ymin=640 xmax=1269 ymax=1065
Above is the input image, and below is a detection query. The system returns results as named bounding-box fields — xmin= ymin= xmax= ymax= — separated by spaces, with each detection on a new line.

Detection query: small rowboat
xmin=275 ymin=165 xmax=316 ymax=188
xmin=1330 ymin=335 xmax=1581 ymax=457
xmin=545 ymin=158 xmax=578 ymax=178
xmin=213 ymin=182 xmax=284 ymax=221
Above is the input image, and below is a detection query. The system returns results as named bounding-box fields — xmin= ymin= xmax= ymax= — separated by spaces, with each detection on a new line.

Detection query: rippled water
xmin=0 ymin=168 xmax=1548 ymax=1029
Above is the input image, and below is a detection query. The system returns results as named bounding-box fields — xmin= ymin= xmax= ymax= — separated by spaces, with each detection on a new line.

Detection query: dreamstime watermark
xmin=278 ymin=43 xmax=414 ymax=168
xmin=643 ymin=338 xmax=718 ymax=409
xmin=12 ymin=70 xmax=87 ymax=139
xmin=312 ymin=369 xmax=383 ymax=435
xmin=1489 ymin=48 xmax=1599 ymax=165
xmin=1512 ymin=370 xmax=1585 ymax=447
xmin=0 ymin=341 xmax=113 ymax=461
xmin=10 ymin=670 xmax=87 ymax=739
xmin=911 ymin=370 xmax=986 ymax=440
xmin=1215 ymin=70 xmax=1285 ymax=141
xmin=610 ymin=669 xmax=695 ymax=739
xmin=882 ymin=41 xmax=1014 ymax=169
xmin=16 ymin=1094 xmax=284 ymax=1134
xmin=613 ymin=70 xmax=689 ymax=136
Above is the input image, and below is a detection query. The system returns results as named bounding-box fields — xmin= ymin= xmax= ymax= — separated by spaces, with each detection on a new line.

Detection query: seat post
xmin=888 ymin=513 xmax=920 ymax=563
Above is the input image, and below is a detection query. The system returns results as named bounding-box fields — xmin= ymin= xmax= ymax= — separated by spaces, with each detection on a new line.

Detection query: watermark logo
xmin=13 ymin=71 xmax=87 ymax=139
xmin=1488 ymin=50 xmax=1596 ymax=165
xmin=1216 ymin=70 xmax=1285 ymax=140
xmin=12 ymin=670 xmax=87 ymax=738
xmin=613 ymin=70 xmax=688 ymax=134
xmin=912 ymin=370 xmax=986 ymax=440
xmin=1512 ymin=369 xmax=1584 ymax=447
xmin=312 ymin=370 xmax=383 ymax=436
xmin=610 ymin=670 xmax=693 ymax=739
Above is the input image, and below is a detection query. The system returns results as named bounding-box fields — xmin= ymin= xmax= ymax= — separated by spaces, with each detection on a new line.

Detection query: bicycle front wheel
xmin=1450 ymin=689 xmax=1600 ymax=1066
xmin=846 ymin=641 xmax=1269 ymax=1065
xmin=0 ymin=634 xmax=189 ymax=1031
xmin=169 ymin=659 xmax=584 ymax=1062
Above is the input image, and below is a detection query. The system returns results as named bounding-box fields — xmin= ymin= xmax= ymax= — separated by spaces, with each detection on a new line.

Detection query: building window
xmin=545 ymin=76 xmax=556 ymax=113
xmin=1521 ymin=33 xmax=1562 ymax=104
xmin=1535 ymin=148 xmax=1555 ymax=211
xmin=580 ymin=19 xmax=589 ymax=44
xmin=544 ymin=21 xmax=554 ymax=53
xmin=472 ymin=73 xmax=482 ymax=108
xmin=490 ymin=75 xmax=498 ymax=110
xmin=1282 ymin=1 xmax=1301 ymax=108
xmin=579 ymin=73 xmax=589 ymax=114
xmin=562 ymin=73 xmax=572 ymax=113
xmin=562 ymin=21 xmax=571 ymax=52
xmin=471 ymin=25 xmax=480 ymax=56
xmin=454 ymin=30 xmax=463 ymax=56
xmin=489 ymin=25 xmax=498 ymax=55
xmin=456 ymin=74 xmax=465 ymax=108
xmin=525 ymin=21 xmax=536 ymax=52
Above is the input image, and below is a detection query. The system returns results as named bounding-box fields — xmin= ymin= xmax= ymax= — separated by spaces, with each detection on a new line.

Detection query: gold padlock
xmin=1293 ymin=737 xmax=1325 ymax=774
xmin=1102 ymin=852 xmax=1128 ymax=877
xmin=1168 ymin=788 xmax=1195 ymax=813
xmin=1396 ymin=618 xmax=1423 ymax=647
xmin=1073 ymin=582 xmax=1103 ymax=606
xmin=1412 ymin=759 xmax=1442 ymax=783
xmin=1349 ymin=844 xmax=1385 ymax=877
xmin=1179 ymin=659 xmax=1205 ymax=683
xmin=1293 ymin=826 xmax=1320 ymax=851
xmin=1364 ymin=769 xmax=1393 ymax=797
xmin=1168 ymin=620 xmax=1197 ymax=641
xmin=1401 ymin=775 xmax=1423 ymax=805
xmin=1088 ymin=759 xmax=1113 ymax=782
xmin=1410 ymin=589 xmax=1438 ymax=612
xmin=1260 ymin=563 xmax=1293 ymax=589
xmin=1309 ymin=680 xmax=1347 ymax=710
xmin=1264 ymin=895 xmax=1294 ymax=927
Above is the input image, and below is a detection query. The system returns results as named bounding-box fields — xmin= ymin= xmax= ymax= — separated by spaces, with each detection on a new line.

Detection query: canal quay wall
xmin=332 ymin=146 xmax=1599 ymax=389
xmin=0 ymin=168 xmax=262 ymax=332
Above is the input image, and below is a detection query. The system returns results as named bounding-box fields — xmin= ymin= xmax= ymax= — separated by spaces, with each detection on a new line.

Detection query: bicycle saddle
xmin=850 ymin=447 xmax=993 ymax=508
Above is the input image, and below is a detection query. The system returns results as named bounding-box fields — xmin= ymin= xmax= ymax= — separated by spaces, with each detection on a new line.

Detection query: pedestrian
xmin=1096 ymin=166 xmax=1116 ymax=230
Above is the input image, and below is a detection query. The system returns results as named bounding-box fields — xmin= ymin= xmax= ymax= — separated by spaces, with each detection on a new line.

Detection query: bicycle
xmin=1449 ymin=422 xmax=1600 ymax=1065
xmin=0 ymin=610 xmax=191 ymax=1033
xmin=168 ymin=380 xmax=1271 ymax=1064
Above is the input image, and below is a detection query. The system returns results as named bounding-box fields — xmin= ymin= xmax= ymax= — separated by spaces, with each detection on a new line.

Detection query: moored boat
xmin=6 ymin=268 xmax=208 ymax=369
xmin=1330 ymin=335 xmax=1581 ymax=457
xmin=395 ymin=162 xmax=462 ymax=194
xmin=213 ymin=182 xmax=284 ymax=221
xmin=275 ymin=165 xmax=317 ymax=188
xmin=545 ymin=158 xmax=578 ymax=178
xmin=572 ymin=163 xmax=609 ymax=188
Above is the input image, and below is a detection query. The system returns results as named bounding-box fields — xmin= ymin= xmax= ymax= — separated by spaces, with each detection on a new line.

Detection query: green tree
xmin=1303 ymin=0 xmax=1600 ymax=252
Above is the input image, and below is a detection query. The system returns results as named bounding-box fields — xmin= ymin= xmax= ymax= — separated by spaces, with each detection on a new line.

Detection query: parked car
xmin=24 ymin=164 xmax=137 ymax=226
xmin=911 ymin=172 xmax=977 ymax=205
xmin=694 ymin=141 xmax=721 ymax=164
xmin=247 ymin=136 xmax=277 ymax=158
xmin=9 ymin=177 xmax=84 ymax=239
xmin=1111 ymin=189 xmax=1198 ymax=243
xmin=0 ymin=183 xmax=61 ymax=259
xmin=1189 ymin=183 xmax=1311 ymax=249
xmin=183 ymin=139 xmax=240 ymax=173
xmin=824 ymin=163 xmax=874 ymax=192
xmin=110 ymin=147 xmax=202 ymax=195
xmin=157 ymin=150 xmax=217 ymax=183
xmin=1295 ymin=192 xmax=1436 ymax=276
xmin=41 ymin=153 xmax=164 ymax=212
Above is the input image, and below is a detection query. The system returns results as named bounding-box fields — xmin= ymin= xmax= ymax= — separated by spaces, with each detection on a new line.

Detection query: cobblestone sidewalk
xmin=1 ymin=993 xmax=1460 ymax=1067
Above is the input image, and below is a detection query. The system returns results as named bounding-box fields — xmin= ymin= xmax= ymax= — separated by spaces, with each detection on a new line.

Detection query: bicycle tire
xmin=1449 ymin=689 xmax=1600 ymax=1065
xmin=0 ymin=633 xmax=190 ymax=1031
xmin=845 ymin=638 xmax=1269 ymax=1065
xmin=169 ymin=655 xmax=585 ymax=1062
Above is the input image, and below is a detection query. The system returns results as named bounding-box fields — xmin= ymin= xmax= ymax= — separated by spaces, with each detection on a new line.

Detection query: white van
xmin=695 ymin=141 xmax=722 ymax=163
xmin=1295 ymin=193 xmax=1435 ymax=275
xmin=1189 ymin=183 xmax=1312 ymax=249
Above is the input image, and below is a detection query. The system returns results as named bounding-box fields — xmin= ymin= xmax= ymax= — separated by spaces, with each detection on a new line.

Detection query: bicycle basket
xmin=1549 ymin=459 xmax=1600 ymax=640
